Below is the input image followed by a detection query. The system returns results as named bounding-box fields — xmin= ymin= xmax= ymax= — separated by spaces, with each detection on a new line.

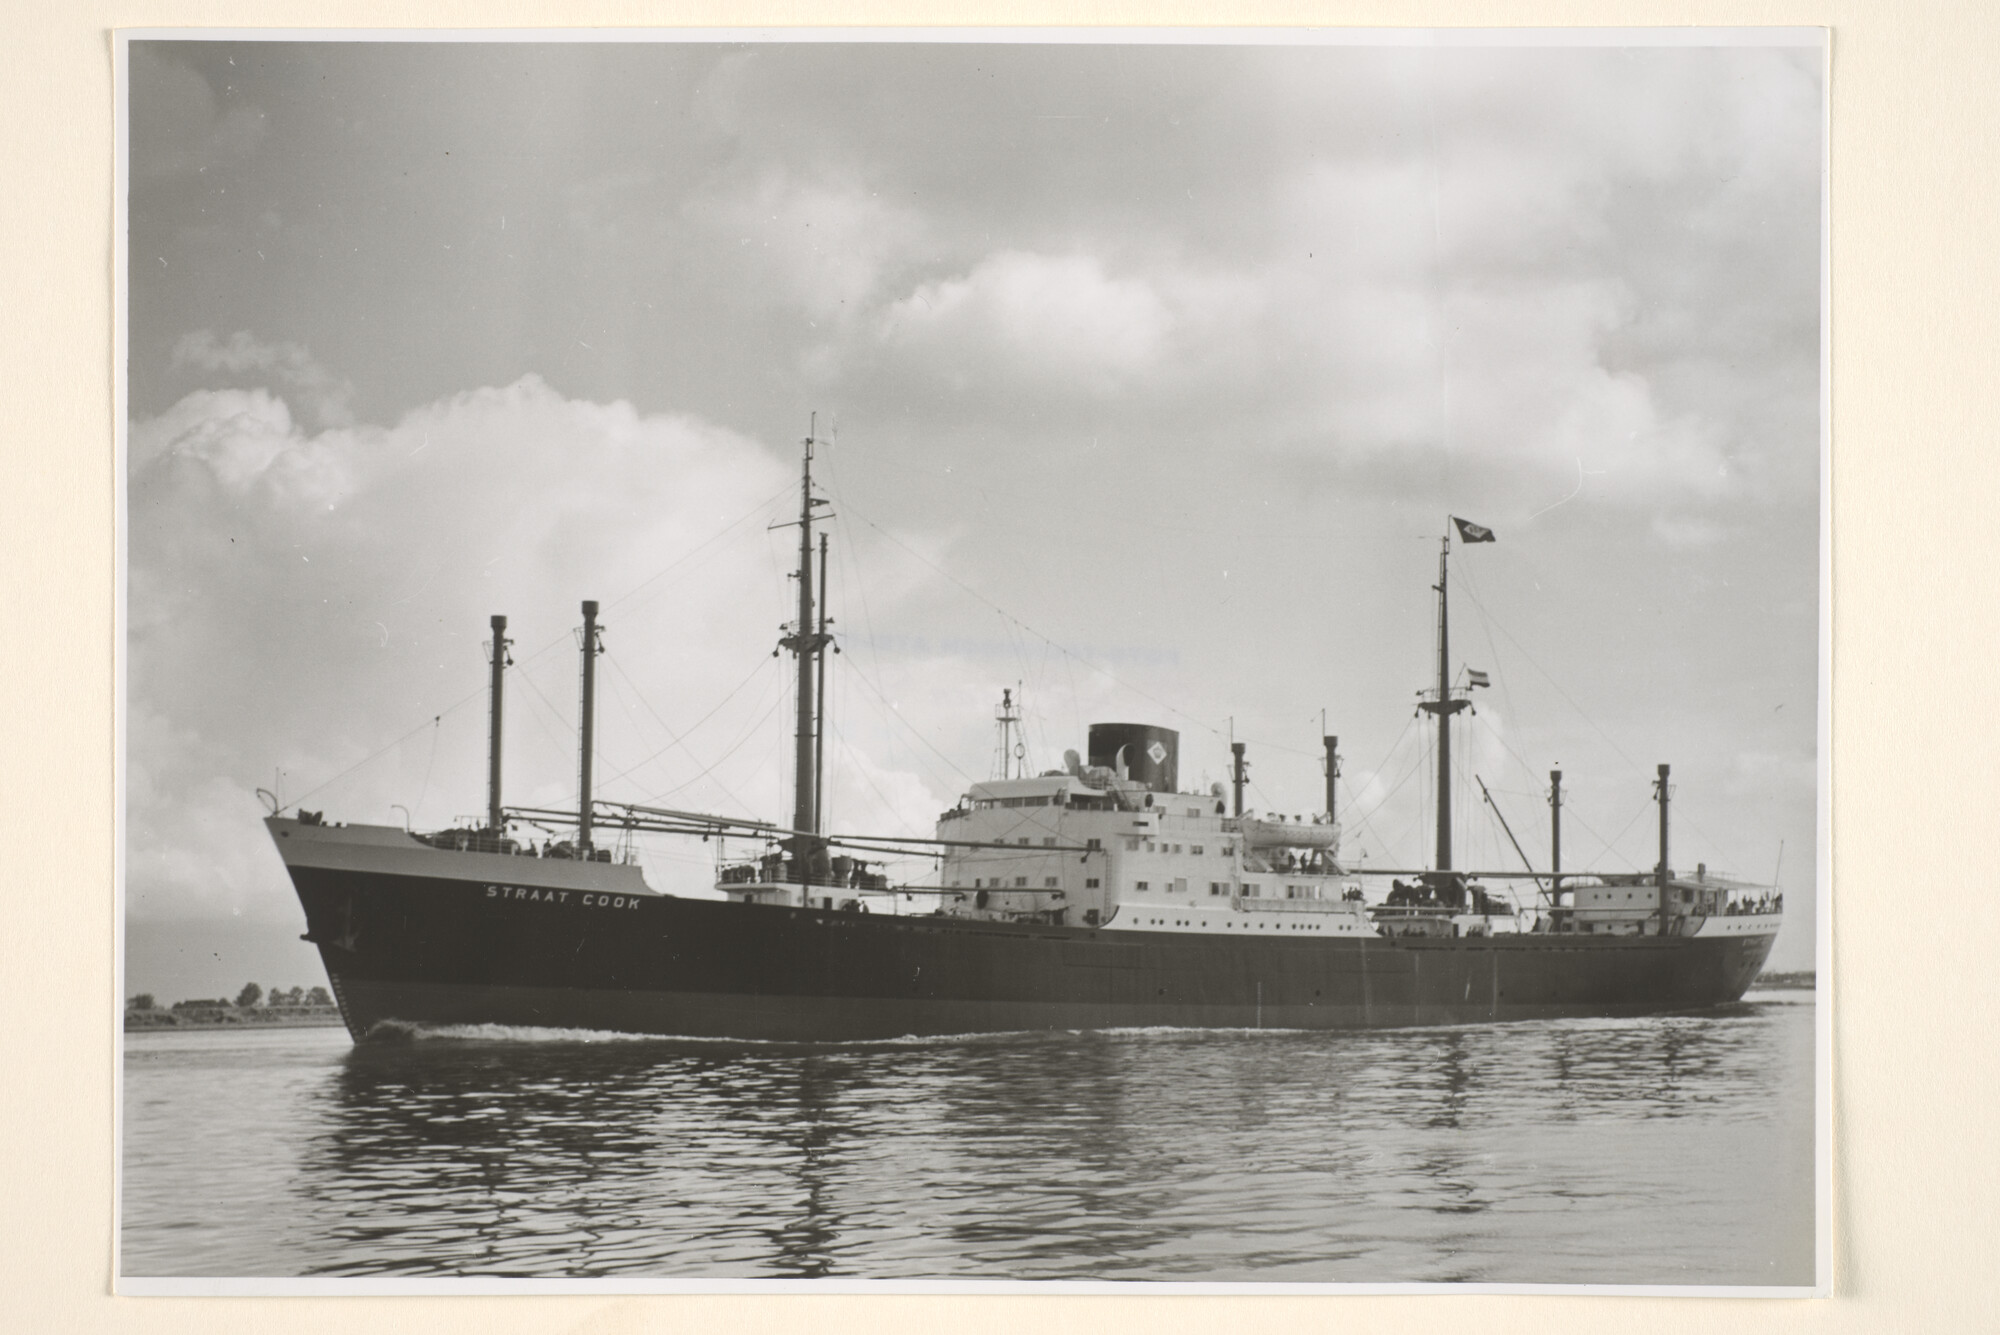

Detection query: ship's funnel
xmin=1088 ymin=723 xmax=1179 ymax=794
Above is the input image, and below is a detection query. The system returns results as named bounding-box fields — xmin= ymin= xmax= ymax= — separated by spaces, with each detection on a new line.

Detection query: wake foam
xmin=359 ymin=1020 xmax=678 ymax=1046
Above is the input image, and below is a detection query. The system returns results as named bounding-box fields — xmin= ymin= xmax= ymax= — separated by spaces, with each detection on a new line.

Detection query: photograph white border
xmin=108 ymin=20 xmax=1832 ymax=1302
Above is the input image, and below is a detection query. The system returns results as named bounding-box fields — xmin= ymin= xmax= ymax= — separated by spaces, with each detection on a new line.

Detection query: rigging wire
xmin=1420 ymin=702 xmax=1434 ymax=864
xmin=1454 ymin=551 xmax=1747 ymax=871
xmin=410 ymin=714 xmax=443 ymax=824
xmin=637 ymin=666 xmax=789 ymax=807
xmin=820 ymin=627 xmax=841 ymax=834
xmin=840 ymin=499 xmax=1321 ymax=760
xmin=835 ymin=732 xmax=920 ymax=839
xmin=839 ymin=653 xmax=974 ymax=788
xmin=282 ymin=697 xmax=479 ymax=814
xmin=1247 ymin=777 xmax=1280 ymax=815
xmin=1451 ymin=569 xmax=1648 ymax=780
xmin=603 ymin=478 xmax=799 ymax=623
xmin=511 ymin=658 xmax=583 ymax=772
xmin=602 ymin=666 xmax=658 ymax=779
xmin=820 ymin=472 xmax=891 ymax=706
xmin=1335 ymin=713 xmax=1419 ymax=863
xmin=816 ymin=485 xmax=934 ymax=807
xmin=275 ymin=482 xmax=802 ymax=812
xmin=1031 ymin=642 xmax=1055 ymax=775
xmin=599 ymin=650 xmax=759 ymax=817
xmin=1350 ymin=713 xmax=1417 ymax=806
xmin=826 ymin=518 xmax=906 ymax=781
xmin=837 ymin=672 xmax=963 ymax=803
xmin=512 ymin=657 xmax=593 ymax=809
xmin=1582 ymin=795 xmax=1654 ymax=873
xmin=1454 ymin=557 xmax=1524 ymax=742
xmin=506 ymin=482 xmax=801 ymax=682
xmin=514 ymin=659 xmax=578 ymax=739
xmin=1349 ymin=727 xmax=1430 ymax=838
xmin=1469 ymin=711 xmax=1553 ymax=797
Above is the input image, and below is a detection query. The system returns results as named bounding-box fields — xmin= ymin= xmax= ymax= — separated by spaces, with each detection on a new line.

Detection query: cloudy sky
xmin=124 ymin=35 xmax=1823 ymax=996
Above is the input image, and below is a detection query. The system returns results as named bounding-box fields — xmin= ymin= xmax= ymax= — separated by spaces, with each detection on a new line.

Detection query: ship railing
xmin=1231 ymin=895 xmax=1365 ymax=915
xmin=1718 ymin=892 xmax=1785 ymax=917
xmin=413 ymin=828 xmax=523 ymax=856
xmin=1241 ymin=859 xmax=1344 ymax=877
xmin=1367 ymin=903 xmax=1526 ymax=921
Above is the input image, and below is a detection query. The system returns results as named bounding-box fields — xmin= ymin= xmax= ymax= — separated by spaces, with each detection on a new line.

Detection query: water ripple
xmin=121 ymin=995 xmax=1815 ymax=1283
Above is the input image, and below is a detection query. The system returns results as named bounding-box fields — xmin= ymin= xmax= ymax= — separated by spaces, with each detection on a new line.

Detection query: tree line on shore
xmin=126 ymin=983 xmax=334 ymax=1012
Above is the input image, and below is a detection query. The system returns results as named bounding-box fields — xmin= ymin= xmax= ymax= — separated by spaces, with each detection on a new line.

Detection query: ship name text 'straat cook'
xmin=484 ymin=885 xmax=642 ymax=909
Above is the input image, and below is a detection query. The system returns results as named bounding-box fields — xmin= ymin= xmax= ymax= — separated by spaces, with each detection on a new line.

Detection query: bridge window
xmin=1014 ymin=877 xmax=1028 ymax=888
xmin=1045 ymin=877 xmax=1059 ymax=888
xmin=1191 ymin=845 xmax=1204 ymax=856
xmin=1086 ymin=878 xmax=1100 ymax=888
xmin=1136 ymin=880 xmax=1150 ymax=891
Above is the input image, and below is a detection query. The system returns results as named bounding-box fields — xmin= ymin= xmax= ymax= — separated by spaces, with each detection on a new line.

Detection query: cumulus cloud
xmin=885 ymin=251 xmax=1170 ymax=380
xmin=172 ymin=330 xmax=356 ymax=430
xmin=122 ymin=42 xmax=1821 ymax=968
xmin=126 ymin=369 xmax=957 ymax=921
xmin=874 ymin=251 xmax=1269 ymax=398
xmin=811 ymin=43 xmax=1818 ymax=515
xmin=691 ymin=171 xmax=926 ymax=324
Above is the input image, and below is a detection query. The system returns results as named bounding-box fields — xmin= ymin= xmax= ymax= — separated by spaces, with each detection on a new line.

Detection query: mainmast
xmin=1418 ymin=516 xmax=1494 ymax=875
xmin=778 ymin=416 xmax=833 ymax=885
xmin=1417 ymin=532 xmax=1469 ymax=871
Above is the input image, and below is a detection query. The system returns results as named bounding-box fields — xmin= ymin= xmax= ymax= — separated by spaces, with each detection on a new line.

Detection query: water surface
xmin=121 ymin=994 xmax=1816 ymax=1283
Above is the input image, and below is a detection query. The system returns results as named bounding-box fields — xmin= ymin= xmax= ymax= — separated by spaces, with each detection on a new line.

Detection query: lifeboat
xmin=1239 ymin=816 xmax=1339 ymax=850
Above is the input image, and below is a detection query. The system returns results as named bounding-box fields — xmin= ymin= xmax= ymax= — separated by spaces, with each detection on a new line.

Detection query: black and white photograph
xmin=118 ymin=30 xmax=1827 ymax=1290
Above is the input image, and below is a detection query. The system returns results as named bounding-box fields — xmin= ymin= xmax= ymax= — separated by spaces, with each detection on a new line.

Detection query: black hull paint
xmin=289 ymin=865 xmax=1777 ymax=1042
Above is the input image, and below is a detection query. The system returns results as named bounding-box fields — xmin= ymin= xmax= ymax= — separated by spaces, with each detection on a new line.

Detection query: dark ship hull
xmin=288 ymin=855 xmax=1777 ymax=1043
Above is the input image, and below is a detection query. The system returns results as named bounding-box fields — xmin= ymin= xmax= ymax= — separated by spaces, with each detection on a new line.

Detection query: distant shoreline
xmin=125 ymin=1006 xmax=345 ymax=1032
xmin=123 ymin=974 xmax=1816 ymax=1034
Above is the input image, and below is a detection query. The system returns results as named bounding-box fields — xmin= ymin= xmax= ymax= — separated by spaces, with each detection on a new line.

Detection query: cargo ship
xmin=266 ymin=427 xmax=1783 ymax=1042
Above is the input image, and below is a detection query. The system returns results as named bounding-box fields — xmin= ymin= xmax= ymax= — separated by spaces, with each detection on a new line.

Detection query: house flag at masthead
xmin=1452 ymin=516 xmax=1496 ymax=544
